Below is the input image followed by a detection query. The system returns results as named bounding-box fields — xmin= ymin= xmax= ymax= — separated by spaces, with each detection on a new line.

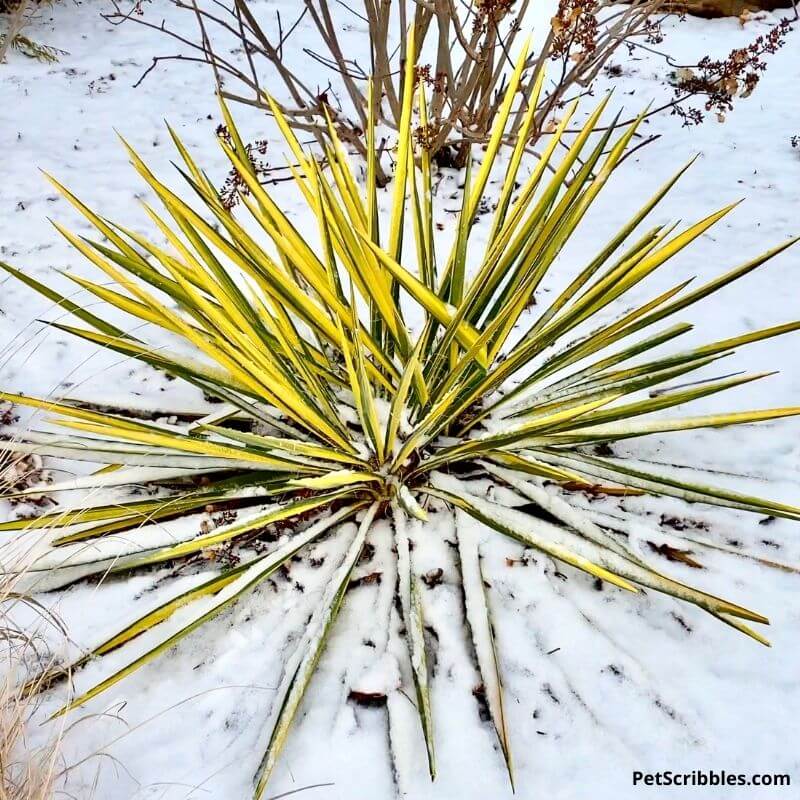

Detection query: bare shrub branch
xmin=104 ymin=0 xmax=793 ymax=192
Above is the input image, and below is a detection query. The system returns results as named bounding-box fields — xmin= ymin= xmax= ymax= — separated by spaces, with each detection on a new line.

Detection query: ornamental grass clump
xmin=1 ymin=36 xmax=799 ymax=797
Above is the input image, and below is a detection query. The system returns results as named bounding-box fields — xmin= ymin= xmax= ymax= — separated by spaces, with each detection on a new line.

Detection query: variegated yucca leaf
xmin=1 ymin=33 xmax=799 ymax=796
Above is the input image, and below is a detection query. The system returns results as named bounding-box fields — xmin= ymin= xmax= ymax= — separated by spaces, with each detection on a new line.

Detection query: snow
xmin=2 ymin=2 xmax=800 ymax=799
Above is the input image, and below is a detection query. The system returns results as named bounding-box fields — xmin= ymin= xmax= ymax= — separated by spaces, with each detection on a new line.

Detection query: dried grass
xmin=0 ymin=0 xmax=65 ymax=64
xmin=1 ymin=445 xmax=69 ymax=800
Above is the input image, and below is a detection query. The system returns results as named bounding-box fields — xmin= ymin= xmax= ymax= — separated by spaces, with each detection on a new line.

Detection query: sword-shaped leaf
xmin=50 ymin=505 xmax=363 ymax=717
xmin=253 ymin=503 xmax=379 ymax=797
xmin=457 ymin=520 xmax=513 ymax=787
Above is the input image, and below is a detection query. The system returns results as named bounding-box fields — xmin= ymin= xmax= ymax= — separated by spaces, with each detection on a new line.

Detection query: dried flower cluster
xmin=550 ymin=0 xmax=599 ymax=62
xmin=673 ymin=18 xmax=793 ymax=125
xmin=641 ymin=17 xmax=666 ymax=46
xmin=414 ymin=63 xmax=447 ymax=94
xmin=473 ymin=0 xmax=517 ymax=33
xmin=0 ymin=403 xmax=15 ymax=427
xmin=215 ymin=124 xmax=269 ymax=210
xmin=414 ymin=123 xmax=439 ymax=152
xmin=414 ymin=63 xmax=433 ymax=86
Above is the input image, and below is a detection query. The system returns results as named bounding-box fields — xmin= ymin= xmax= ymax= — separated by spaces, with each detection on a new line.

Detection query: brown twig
xmin=104 ymin=0 xmax=785 ymax=184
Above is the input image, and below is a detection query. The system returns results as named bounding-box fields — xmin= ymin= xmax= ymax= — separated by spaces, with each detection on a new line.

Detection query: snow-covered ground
xmin=1 ymin=2 xmax=800 ymax=799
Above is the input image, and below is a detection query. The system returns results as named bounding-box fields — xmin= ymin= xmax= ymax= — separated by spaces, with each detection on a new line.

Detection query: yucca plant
xmin=2 ymin=36 xmax=799 ymax=796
